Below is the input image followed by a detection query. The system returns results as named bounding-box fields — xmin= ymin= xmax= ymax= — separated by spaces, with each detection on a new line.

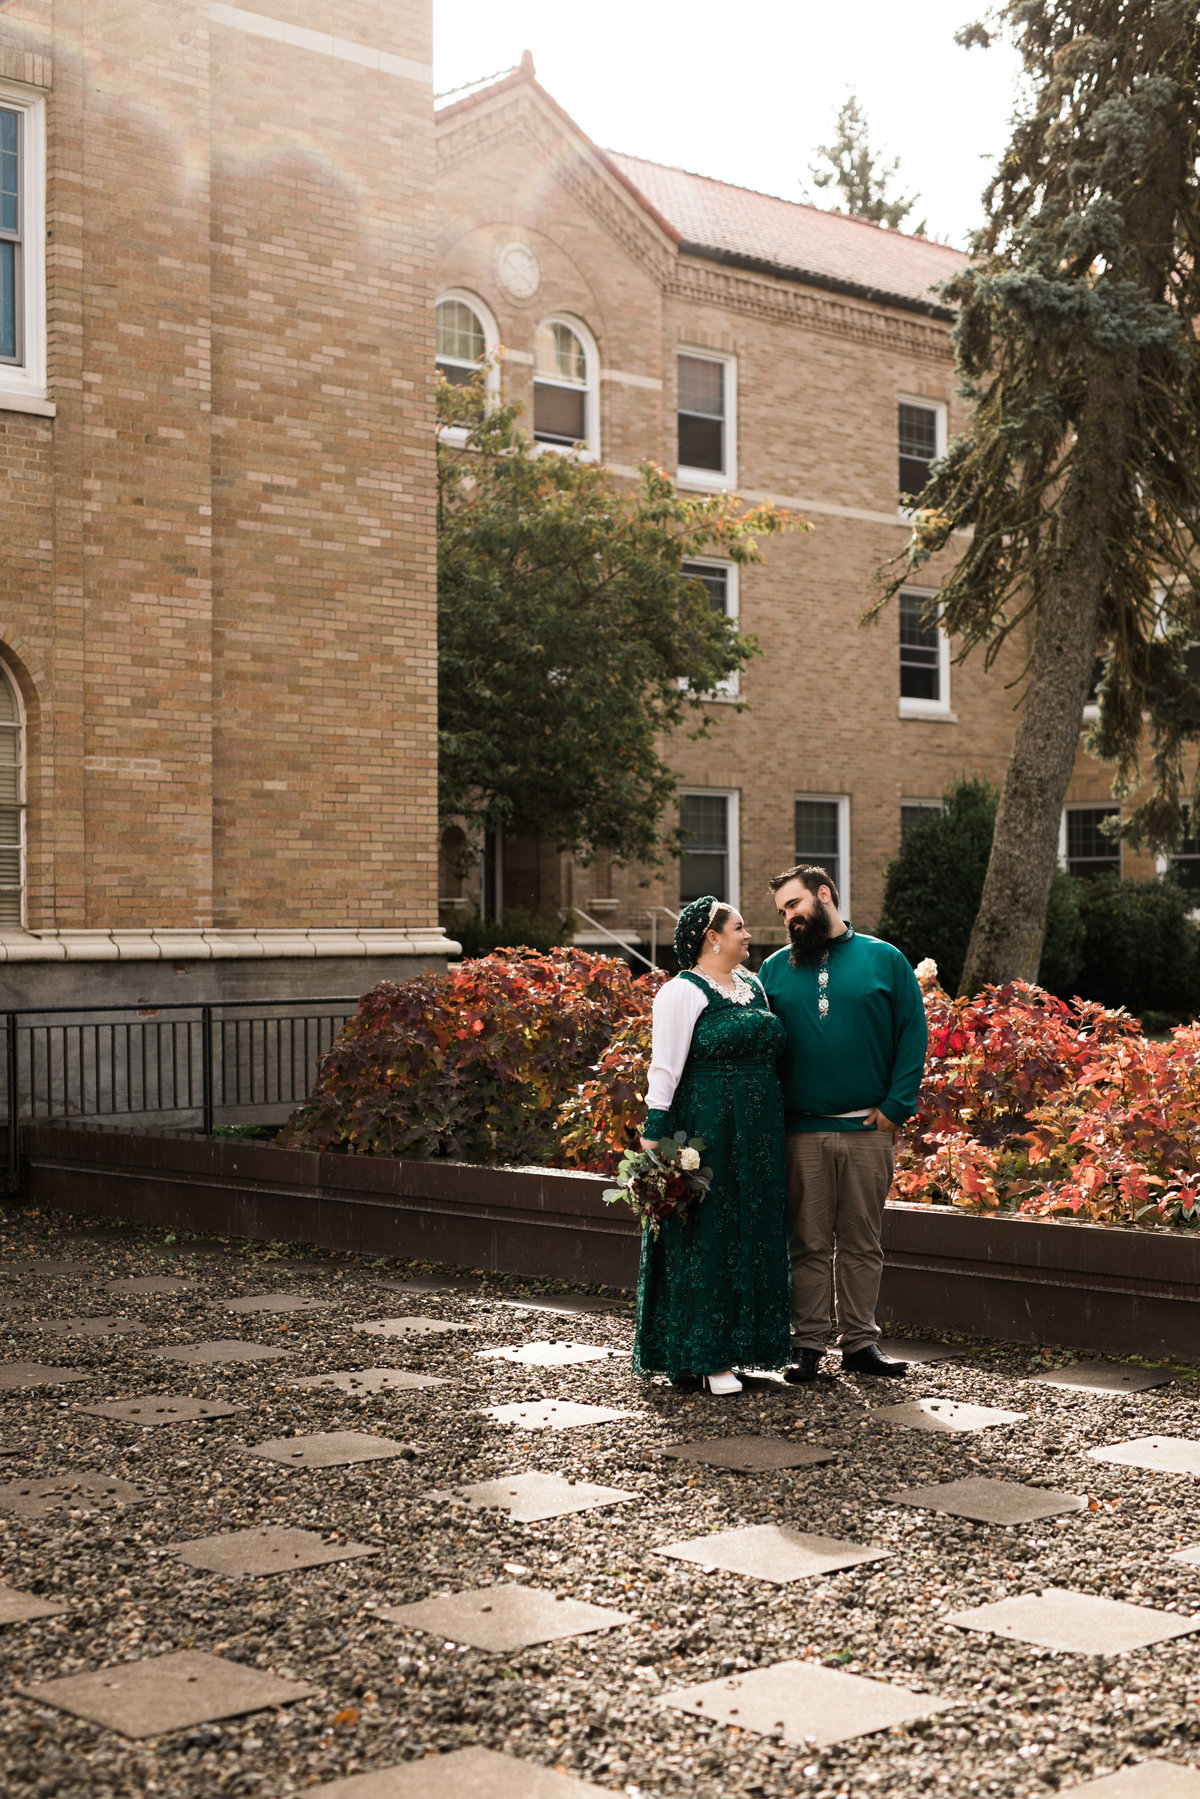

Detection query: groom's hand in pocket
xmin=864 ymin=1108 xmax=897 ymax=1136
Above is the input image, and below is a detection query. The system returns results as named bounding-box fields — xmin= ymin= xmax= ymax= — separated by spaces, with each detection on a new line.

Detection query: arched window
xmin=435 ymin=291 xmax=497 ymax=388
xmin=533 ymin=315 xmax=597 ymax=453
xmin=0 ymin=666 xmax=24 ymax=925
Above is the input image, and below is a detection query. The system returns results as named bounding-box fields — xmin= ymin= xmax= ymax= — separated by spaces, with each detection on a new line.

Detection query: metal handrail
xmin=569 ymin=908 xmax=658 ymax=973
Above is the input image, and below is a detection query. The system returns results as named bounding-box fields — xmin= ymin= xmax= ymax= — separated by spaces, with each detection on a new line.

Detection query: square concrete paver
xmin=0 ymin=1363 xmax=89 ymax=1389
xmin=159 ymin=1340 xmax=294 ymax=1365
xmin=356 ymin=1317 xmax=470 ymax=1339
xmin=1087 ymin=1438 xmax=1200 ymax=1477
xmin=1063 ymin=1762 xmax=1200 ymax=1796
xmin=498 ymin=1295 xmax=632 ymax=1318
xmin=891 ymin=1477 xmax=1087 ymax=1525
xmin=379 ymin=1583 xmax=633 ymax=1651
xmin=443 ymin=1471 xmax=635 ymax=1523
xmin=223 ymin=1295 xmax=328 ymax=1315
xmin=876 ymin=1338 xmax=957 ymax=1365
xmin=484 ymin=1400 xmax=635 ymax=1432
xmin=305 ymin=1744 xmax=619 ymax=1798
xmin=25 ymin=1316 xmax=146 ymax=1339
xmin=1171 ymin=1546 xmax=1200 ymax=1566
xmin=657 ymin=1524 xmax=891 ymax=1585
xmin=661 ymin=1659 xmax=953 ymax=1747
xmin=1028 ymin=1360 xmax=1174 ymax=1395
xmin=661 ymin=1437 xmax=838 ymax=1473
xmin=171 ymin=1525 xmax=378 ymax=1576
xmin=80 ymin=1395 xmax=246 ymax=1427
xmin=946 ymin=1588 xmax=1200 ymax=1653
xmin=16 ymin=1648 xmax=314 ymax=1737
xmin=0 ymin=1474 xmax=148 ymax=1518
xmin=872 ymin=1398 xmax=1026 ymax=1434
xmin=293 ymin=1368 xmax=447 ymax=1395
xmin=106 ymin=1277 xmax=197 ymax=1296
xmin=22 ymin=1260 xmax=95 ymax=1277
xmin=478 ymin=1341 xmax=618 ymax=1368
xmin=246 ymin=1431 xmax=415 ymax=1469
xmin=0 ymin=1585 xmax=67 ymax=1625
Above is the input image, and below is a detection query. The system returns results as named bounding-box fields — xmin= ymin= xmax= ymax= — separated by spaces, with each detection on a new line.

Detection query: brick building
xmin=435 ymin=61 xmax=1164 ymax=961
xmin=0 ymin=0 xmax=454 ymax=1010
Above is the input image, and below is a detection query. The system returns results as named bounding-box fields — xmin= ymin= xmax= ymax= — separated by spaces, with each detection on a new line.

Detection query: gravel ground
xmin=1 ymin=1212 xmax=1200 ymax=1798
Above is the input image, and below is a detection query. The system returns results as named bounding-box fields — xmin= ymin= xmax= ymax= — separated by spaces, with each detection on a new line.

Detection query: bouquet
xmin=602 ymin=1132 xmax=713 ymax=1238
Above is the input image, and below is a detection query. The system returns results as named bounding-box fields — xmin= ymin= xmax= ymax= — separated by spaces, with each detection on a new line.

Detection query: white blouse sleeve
xmin=645 ymin=977 xmax=709 ymax=1114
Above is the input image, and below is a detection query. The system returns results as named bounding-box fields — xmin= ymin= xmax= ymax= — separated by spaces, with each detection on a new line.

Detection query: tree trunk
xmin=959 ymin=363 xmax=1133 ymax=994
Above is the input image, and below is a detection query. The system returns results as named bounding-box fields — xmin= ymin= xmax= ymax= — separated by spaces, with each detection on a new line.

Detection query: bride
xmin=632 ymin=896 xmax=791 ymax=1393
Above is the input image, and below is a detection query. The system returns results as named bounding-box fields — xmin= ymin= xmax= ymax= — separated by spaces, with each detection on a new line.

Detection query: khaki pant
xmin=786 ymin=1130 xmax=894 ymax=1353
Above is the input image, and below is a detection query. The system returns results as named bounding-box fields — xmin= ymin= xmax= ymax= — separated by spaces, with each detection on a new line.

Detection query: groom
xmin=759 ymin=864 xmax=927 ymax=1380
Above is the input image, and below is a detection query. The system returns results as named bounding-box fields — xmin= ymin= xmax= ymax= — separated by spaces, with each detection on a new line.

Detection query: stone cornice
xmin=0 ymin=929 xmax=460 ymax=964
xmin=668 ymin=257 xmax=954 ymax=363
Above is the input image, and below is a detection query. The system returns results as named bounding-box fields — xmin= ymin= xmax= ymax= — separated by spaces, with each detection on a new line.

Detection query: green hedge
xmin=876 ymin=777 xmax=1084 ymax=997
xmin=876 ymin=776 xmax=1200 ymax=1019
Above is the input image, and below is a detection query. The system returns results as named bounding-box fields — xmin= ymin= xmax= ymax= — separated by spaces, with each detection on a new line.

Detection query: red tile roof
xmin=604 ymin=153 xmax=967 ymax=319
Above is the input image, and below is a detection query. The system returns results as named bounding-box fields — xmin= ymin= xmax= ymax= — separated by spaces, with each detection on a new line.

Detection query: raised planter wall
xmin=17 ymin=1126 xmax=1200 ymax=1361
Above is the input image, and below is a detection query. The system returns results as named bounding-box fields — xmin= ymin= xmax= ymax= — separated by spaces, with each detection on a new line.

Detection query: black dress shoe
xmin=841 ymin=1343 xmax=908 ymax=1377
xmin=782 ymin=1347 xmax=822 ymax=1383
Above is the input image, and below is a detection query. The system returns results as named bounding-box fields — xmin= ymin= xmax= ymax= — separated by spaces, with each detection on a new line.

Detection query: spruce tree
xmin=808 ymin=95 xmax=925 ymax=233
xmin=876 ymin=0 xmax=1200 ymax=993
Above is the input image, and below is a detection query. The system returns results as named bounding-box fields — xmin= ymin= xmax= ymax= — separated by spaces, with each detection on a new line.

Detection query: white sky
xmin=433 ymin=0 xmax=1025 ymax=249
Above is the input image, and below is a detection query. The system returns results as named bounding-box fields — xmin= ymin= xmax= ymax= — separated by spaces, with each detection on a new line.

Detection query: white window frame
xmin=678 ymin=786 xmax=740 ymax=910
xmin=794 ymin=792 xmax=850 ymax=915
xmin=0 ymin=78 xmax=48 ymax=415
xmin=435 ymin=288 xmax=500 ymax=444
xmin=1059 ymin=803 xmax=1121 ymax=878
xmin=0 ymin=663 xmax=26 ymax=927
xmin=532 ymin=311 xmax=600 ymax=461
xmin=897 ymin=394 xmax=946 ymax=520
xmin=900 ymin=797 xmax=943 ymax=838
xmin=898 ymin=586 xmax=952 ymax=718
xmin=680 ymin=559 xmax=739 ymax=701
xmin=676 ymin=345 xmax=737 ymax=492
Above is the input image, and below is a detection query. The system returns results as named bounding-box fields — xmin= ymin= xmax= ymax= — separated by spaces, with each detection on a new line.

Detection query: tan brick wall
xmin=0 ymin=0 xmax=439 ymax=940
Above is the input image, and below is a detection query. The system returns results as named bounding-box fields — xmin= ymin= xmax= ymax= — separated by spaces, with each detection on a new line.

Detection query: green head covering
xmin=674 ymin=895 xmax=722 ymax=969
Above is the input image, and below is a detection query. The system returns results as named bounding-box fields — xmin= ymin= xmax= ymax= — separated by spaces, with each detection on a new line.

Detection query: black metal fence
xmin=1 ymin=996 xmax=358 ymax=1190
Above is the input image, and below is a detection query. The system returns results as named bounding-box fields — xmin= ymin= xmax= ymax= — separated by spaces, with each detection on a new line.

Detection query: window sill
xmin=677 ymin=467 xmax=733 ymax=493
xmin=899 ymin=703 xmax=956 ymax=722
xmin=0 ymin=388 xmax=55 ymax=418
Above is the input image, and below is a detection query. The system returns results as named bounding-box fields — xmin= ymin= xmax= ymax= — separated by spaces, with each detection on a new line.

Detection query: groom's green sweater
xmin=759 ymin=927 xmax=927 ymax=1132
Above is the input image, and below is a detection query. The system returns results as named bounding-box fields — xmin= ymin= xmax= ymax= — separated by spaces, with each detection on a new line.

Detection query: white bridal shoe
xmin=703 ymin=1371 xmax=743 ymax=1396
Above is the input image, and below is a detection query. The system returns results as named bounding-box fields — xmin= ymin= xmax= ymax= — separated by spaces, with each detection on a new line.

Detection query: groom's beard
xmin=788 ymin=902 xmax=836 ymax=967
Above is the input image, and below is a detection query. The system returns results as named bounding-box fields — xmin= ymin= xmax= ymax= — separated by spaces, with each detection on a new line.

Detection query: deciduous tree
xmin=436 ymin=379 xmax=797 ymax=866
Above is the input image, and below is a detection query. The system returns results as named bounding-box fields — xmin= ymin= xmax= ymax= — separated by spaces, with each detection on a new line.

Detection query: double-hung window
xmin=0 ymin=80 xmax=47 ymax=412
xmin=682 ymin=560 xmax=739 ymax=699
xmin=533 ymin=317 xmax=596 ymax=452
xmin=898 ymin=398 xmax=944 ymax=509
xmin=677 ymin=350 xmax=735 ymax=487
xmin=899 ymin=588 xmax=950 ymax=714
xmin=1062 ymin=805 xmax=1120 ymax=878
xmin=679 ymin=790 xmax=739 ymax=907
xmin=1169 ymin=803 xmax=1200 ymax=894
xmin=901 ymin=798 xmax=942 ymax=840
xmin=794 ymin=795 xmax=848 ymax=906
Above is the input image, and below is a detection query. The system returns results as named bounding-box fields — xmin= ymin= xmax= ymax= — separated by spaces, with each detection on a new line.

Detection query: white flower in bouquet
xmin=679 ymin=1146 xmax=701 ymax=1172
xmin=914 ymin=957 xmax=939 ymax=987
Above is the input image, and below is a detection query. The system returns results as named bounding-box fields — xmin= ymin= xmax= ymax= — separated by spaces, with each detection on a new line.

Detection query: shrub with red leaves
xmin=899 ymin=962 xmax=1200 ymax=1228
xmin=278 ymin=948 xmax=663 ymax=1166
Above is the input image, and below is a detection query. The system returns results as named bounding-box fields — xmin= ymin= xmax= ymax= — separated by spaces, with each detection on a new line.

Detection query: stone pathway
xmin=1 ymin=1216 xmax=1200 ymax=1797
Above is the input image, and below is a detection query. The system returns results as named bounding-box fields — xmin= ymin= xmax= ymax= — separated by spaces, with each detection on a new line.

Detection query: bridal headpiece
xmin=674 ymin=895 xmax=721 ymax=969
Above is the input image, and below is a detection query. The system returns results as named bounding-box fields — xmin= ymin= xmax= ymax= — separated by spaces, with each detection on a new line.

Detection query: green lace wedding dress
xmin=633 ymin=970 xmax=792 ymax=1378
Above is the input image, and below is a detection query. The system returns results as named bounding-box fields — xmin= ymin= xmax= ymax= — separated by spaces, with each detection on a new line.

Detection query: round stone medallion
xmin=495 ymin=240 xmax=541 ymax=302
